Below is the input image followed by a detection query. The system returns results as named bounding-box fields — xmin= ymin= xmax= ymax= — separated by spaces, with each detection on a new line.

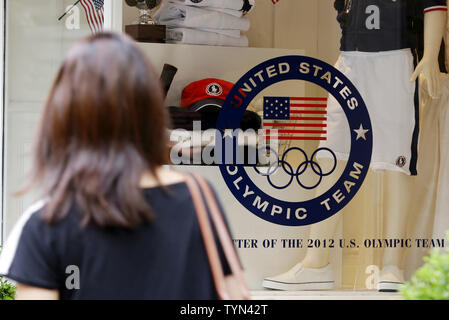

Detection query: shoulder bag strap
xmin=184 ymin=174 xmax=230 ymax=300
xmin=192 ymin=173 xmax=251 ymax=300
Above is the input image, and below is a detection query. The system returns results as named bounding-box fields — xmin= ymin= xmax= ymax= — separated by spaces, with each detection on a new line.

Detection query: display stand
xmin=125 ymin=24 xmax=166 ymax=43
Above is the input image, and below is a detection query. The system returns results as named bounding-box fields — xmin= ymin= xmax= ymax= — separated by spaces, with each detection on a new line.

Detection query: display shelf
xmin=251 ymin=290 xmax=402 ymax=301
xmin=138 ymin=42 xmax=307 ymax=106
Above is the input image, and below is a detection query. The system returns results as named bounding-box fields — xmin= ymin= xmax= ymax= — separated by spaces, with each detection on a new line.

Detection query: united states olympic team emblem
xmin=216 ymin=56 xmax=372 ymax=226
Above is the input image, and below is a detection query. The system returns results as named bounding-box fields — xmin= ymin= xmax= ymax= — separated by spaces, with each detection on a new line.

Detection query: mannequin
xmin=263 ymin=0 xmax=446 ymax=292
xmin=410 ymin=10 xmax=449 ymax=252
xmin=412 ymin=8 xmax=446 ymax=98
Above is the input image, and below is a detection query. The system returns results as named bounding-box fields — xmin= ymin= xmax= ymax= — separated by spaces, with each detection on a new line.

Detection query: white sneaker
xmin=262 ymin=263 xmax=334 ymax=291
xmin=377 ymin=265 xmax=405 ymax=292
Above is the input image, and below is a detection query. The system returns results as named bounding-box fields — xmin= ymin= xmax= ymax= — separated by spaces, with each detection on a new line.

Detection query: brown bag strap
xmin=192 ymin=174 xmax=250 ymax=299
xmin=184 ymin=174 xmax=250 ymax=300
xmin=184 ymin=174 xmax=230 ymax=300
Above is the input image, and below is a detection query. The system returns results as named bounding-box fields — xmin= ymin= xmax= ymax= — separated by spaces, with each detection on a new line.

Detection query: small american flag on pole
xmin=263 ymin=97 xmax=327 ymax=141
xmin=80 ymin=0 xmax=104 ymax=34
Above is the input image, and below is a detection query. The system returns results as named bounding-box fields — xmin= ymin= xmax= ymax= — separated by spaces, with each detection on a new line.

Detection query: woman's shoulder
xmin=0 ymin=200 xmax=49 ymax=275
xmin=10 ymin=199 xmax=49 ymax=233
xmin=140 ymin=168 xmax=186 ymax=189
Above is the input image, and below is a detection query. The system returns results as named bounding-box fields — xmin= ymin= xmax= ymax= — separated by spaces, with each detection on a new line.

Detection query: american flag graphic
xmin=80 ymin=0 xmax=104 ymax=34
xmin=263 ymin=97 xmax=327 ymax=141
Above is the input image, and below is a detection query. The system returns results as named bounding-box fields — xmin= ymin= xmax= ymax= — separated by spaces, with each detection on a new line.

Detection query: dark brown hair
xmin=27 ymin=32 xmax=170 ymax=228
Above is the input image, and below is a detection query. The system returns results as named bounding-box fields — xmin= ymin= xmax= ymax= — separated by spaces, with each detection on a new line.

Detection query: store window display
xmin=263 ymin=0 xmax=447 ymax=292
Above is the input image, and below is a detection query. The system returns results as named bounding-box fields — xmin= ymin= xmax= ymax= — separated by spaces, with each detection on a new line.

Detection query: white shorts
xmin=319 ymin=49 xmax=418 ymax=175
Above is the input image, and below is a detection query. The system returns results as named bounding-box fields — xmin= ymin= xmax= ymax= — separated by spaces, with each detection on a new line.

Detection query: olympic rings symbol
xmin=253 ymin=147 xmax=337 ymax=190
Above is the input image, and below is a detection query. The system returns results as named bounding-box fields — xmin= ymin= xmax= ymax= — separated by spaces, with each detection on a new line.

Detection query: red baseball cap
xmin=180 ymin=78 xmax=234 ymax=112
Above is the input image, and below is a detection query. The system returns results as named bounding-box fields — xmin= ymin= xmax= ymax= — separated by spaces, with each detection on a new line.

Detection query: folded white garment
xmin=211 ymin=7 xmax=243 ymax=18
xmin=166 ymin=28 xmax=249 ymax=47
xmin=199 ymin=28 xmax=241 ymax=38
xmin=155 ymin=2 xmax=251 ymax=31
xmin=169 ymin=0 xmax=245 ymax=17
xmin=174 ymin=0 xmax=255 ymax=13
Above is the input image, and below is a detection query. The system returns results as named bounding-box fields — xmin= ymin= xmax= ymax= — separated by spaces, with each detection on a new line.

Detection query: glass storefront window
xmin=2 ymin=0 xmax=94 ymax=240
xmin=0 ymin=0 xmax=448 ymax=301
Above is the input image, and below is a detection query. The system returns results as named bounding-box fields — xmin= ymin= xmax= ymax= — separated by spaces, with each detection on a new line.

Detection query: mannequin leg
xmin=300 ymin=211 xmax=343 ymax=268
xmin=300 ymin=159 xmax=346 ymax=268
xmin=262 ymin=158 xmax=347 ymax=290
xmin=377 ymin=170 xmax=412 ymax=292
xmin=381 ymin=171 xmax=412 ymax=268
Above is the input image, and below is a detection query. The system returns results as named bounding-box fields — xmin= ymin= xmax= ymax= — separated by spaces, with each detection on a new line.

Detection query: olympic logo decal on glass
xmin=215 ymin=55 xmax=373 ymax=226
xmin=254 ymin=147 xmax=337 ymax=190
